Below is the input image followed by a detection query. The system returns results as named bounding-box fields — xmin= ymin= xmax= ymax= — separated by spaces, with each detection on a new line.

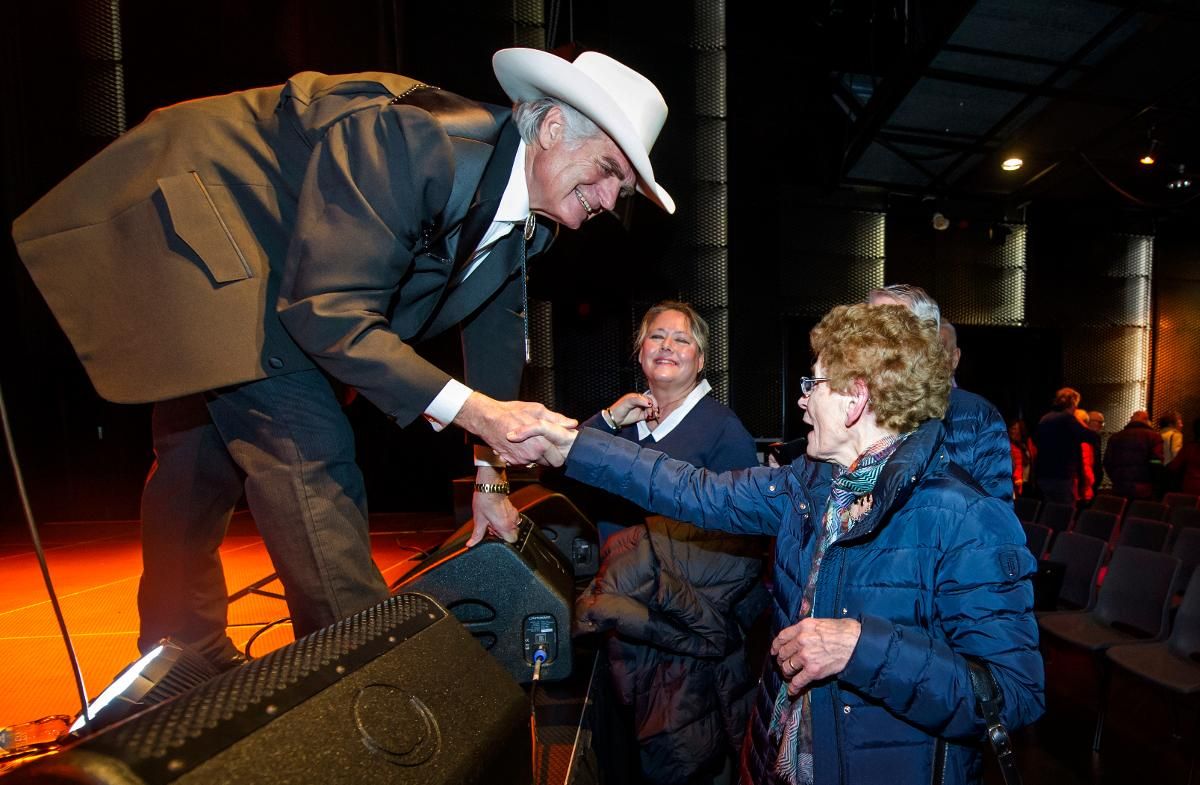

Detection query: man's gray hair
xmin=866 ymin=284 xmax=942 ymax=325
xmin=513 ymin=97 xmax=602 ymax=147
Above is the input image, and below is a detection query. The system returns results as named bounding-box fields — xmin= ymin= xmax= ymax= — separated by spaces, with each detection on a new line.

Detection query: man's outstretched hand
xmin=454 ymin=393 xmax=576 ymax=466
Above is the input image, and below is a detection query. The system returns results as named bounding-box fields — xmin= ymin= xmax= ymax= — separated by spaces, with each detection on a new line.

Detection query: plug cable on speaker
xmin=530 ymin=647 xmax=548 ymax=781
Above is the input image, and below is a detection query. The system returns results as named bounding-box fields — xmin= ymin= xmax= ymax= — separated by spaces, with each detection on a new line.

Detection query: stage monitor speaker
xmin=509 ymin=484 xmax=600 ymax=579
xmin=10 ymin=594 xmax=529 ymax=785
xmin=392 ymin=517 xmax=574 ymax=684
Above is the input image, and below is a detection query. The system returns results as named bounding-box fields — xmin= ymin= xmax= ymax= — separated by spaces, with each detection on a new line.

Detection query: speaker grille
xmin=94 ymin=595 xmax=444 ymax=764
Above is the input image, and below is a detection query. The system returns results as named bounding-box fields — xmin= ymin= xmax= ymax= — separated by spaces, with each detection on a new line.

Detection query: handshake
xmin=454 ymin=392 xmax=580 ymax=467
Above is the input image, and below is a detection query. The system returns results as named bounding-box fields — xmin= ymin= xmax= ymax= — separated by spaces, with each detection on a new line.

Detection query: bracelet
xmin=474 ymin=482 xmax=511 ymax=494
xmin=602 ymin=408 xmax=619 ymax=429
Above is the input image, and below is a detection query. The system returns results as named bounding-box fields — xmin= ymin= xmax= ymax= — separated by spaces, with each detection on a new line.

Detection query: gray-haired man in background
xmin=867 ymin=284 xmax=1013 ymax=499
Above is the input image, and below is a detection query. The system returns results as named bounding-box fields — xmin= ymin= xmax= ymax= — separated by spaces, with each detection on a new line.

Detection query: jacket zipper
xmin=932 ymin=738 xmax=947 ymax=785
xmin=824 ymin=546 xmax=849 ymax=785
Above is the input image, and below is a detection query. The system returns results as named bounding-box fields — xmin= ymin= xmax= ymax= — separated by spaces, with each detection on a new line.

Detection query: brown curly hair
xmin=810 ymin=304 xmax=951 ymax=432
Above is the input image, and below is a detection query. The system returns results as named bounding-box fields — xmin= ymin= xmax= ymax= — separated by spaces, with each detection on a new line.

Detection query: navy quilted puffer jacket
xmin=565 ymin=418 xmax=1044 ymax=785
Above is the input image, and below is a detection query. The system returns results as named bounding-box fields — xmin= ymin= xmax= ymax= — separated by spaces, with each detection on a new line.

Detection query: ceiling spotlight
xmin=1139 ymin=140 xmax=1158 ymax=166
xmin=1001 ymin=158 xmax=1023 ymax=171
xmin=1168 ymin=164 xmax=1192 ymax=190
xmin=931 ymin=211 xmax=950 ymax=231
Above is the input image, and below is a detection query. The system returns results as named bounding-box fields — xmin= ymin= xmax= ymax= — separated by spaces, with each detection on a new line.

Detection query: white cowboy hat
xmin=492 ymin=48 xmax=675 ymax=214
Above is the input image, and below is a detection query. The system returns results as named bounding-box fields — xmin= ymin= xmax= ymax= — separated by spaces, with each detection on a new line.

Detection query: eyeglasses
xmin=799 ymin=376 xmax=828 ymax=396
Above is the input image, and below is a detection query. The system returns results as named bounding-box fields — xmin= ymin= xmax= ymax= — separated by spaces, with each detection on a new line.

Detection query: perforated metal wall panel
xmin=734 ymin=207 xmax=886 ymax=438
xmin=78 ymin=0 xmax=125 ymax=138
xmin=692 ymin=51 xmax=727 ymax=117
xmin=554 ymin=311 xmax=627 ymax=420
xmin=689 ymin=0 xmax=727 ymax=50
xmin=540 ymin=4 xmax=731 ymax=416
xmin=779 ymin=209 xmax=886 ymax=317
xmin=509 ymin=0 xmax=545 ymax=49
xmin=519 ymin=298 xmax=555 ymax=410
xmin=691 ymin=118 xmax=729 ymax=183
xmin=1151 ymin=234 xmax=1200 ymax=443
xmin=1062 ymin=235 xmax=1152 ymax=436
xmin=933 ymin=225 xmax=1027 ymax=326
xmin=683 ymin=182 xmax=730 ymax=249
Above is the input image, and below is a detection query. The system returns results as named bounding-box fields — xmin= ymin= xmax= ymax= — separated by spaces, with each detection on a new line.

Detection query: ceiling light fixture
xmin=1139 ymin=138 xmax=1159 ymax=166
xmin=1001 ymin=158 xmax=1023 ymax=171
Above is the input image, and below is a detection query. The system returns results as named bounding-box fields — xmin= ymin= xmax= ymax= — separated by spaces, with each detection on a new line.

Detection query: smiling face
xmin=799 ymin=359 xmax=855 ymax=466
xmin=525 ymin=108 xmax=636 ymax=230
xmin=639 ymin=309 xmax=704 ymax=390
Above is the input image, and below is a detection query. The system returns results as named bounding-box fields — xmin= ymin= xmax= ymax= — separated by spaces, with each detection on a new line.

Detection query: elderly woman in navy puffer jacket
xmin=514 ymin=303 xmax=1044 ymax=785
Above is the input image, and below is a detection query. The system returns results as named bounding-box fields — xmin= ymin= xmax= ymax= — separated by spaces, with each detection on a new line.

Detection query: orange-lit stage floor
xmin=0 ymin=512 xmax=454 ymax=730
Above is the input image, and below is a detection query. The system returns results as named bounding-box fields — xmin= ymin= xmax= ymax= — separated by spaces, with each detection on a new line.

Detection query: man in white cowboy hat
xmin=12 ymin=48 xmax=673 ymax=669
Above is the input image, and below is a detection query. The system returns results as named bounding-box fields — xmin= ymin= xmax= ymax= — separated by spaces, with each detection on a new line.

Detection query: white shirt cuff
xmin=423 ymin=379 xmax=473 ymax=432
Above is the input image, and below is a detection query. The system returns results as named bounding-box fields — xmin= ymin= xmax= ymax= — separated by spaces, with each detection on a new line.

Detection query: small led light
xmin=1001 ymin=158 xmax=1023 ymax=171
xmin=1140 ymin=138 xmax=1159 ymax=166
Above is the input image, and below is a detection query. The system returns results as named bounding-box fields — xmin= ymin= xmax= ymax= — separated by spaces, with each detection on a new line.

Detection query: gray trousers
xmin=136 ymin=369 xmax=389 ymax=660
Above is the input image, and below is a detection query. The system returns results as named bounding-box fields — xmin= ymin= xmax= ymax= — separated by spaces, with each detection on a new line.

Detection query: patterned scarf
xmin=768 ymin=432 xmax=909 ymax=785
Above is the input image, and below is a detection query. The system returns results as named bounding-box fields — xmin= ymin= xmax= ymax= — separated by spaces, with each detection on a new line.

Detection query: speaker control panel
xmin=523 ymin=614 xmax=558 ymax=665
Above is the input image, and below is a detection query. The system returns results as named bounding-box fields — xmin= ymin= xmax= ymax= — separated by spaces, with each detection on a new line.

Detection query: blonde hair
xmin=810 ymin=304 xmax=951 ymax=432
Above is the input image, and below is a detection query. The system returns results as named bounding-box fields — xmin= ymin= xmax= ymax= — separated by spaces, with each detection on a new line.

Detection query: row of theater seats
xmin=1026 ymin=494 xmax=1200 ymax=761
xmin=1016 ymin=492 xmax=1200 ymax=535
xmin=1018 ymin=494 xmax=1200 ymax=584
xmin=1037 ymin=543 xmax=1200 ymax=755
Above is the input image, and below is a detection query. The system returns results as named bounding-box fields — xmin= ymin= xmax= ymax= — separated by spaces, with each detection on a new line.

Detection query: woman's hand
xmin=771 ymin=617 xmax=862 ymax=696
xmin=507 ymin=421 xmax=578 ymax=466
xmin=608 ymin=393 xmax=659 ymax=426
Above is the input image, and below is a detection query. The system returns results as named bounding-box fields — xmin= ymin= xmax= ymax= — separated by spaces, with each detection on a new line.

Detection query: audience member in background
xmin=1160 ymin=411 xmax=1184 ymax=465
xmin=577 ymin=301 xmax=763 ymax=784
xmin=1033 ymin=388 xmax=1098 ymax=506
xmin=939 ymin=318 xmax=962 ymax=386
xmin=1008 ymin=418 xmax=1037 ymax=497
xmin=515 ymin=303 xmax=1045 ymax=785
xmin=1167 ymin=418 xmax=1200 ymax=496
xmin=1087 ymin=411 xmax=1107 ymax=495
xmin=1074 ymin=408 xmax=1096 ymax=504
xmin=866 ymin=285 xmax=1013 ymax=499
xmin=1103 ymin=410 xmax=1163 ymax=500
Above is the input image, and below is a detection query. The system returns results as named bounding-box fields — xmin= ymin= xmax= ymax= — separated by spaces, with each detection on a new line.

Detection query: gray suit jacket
xmin=13 ymin=71 xmax=551 ymax=425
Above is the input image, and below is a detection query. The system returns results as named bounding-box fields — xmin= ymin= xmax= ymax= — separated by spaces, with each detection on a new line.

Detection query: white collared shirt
xmin=636 ymin=379 xmax=713 ymax=442
xmin=453 ymin=141 xmax=531 ymax=284
xmin=423 ymin=142 xmax=531 ymax=436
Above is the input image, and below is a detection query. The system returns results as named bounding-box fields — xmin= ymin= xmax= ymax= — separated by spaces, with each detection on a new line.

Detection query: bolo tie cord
xmin=522 ymin=213 xmax=535 ymax=364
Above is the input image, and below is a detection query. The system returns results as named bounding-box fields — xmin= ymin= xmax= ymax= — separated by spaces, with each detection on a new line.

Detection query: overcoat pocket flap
xmin=158 ymin=172 xmax=252 ymax=283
